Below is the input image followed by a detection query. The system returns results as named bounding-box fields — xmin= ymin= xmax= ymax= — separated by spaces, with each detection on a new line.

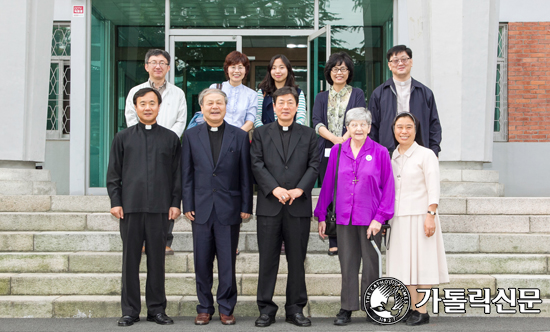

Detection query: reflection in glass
xmin=170 ymin=0 xmax=314 ymax=29
xmin=173 ymin=41 xmax=237 ymax=125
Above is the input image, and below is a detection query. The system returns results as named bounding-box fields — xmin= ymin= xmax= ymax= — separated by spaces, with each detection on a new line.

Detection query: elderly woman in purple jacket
xmin=314 ymin=107 xmax=395 ymax=326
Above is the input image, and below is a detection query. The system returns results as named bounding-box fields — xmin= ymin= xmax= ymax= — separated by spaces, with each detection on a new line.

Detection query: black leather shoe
xmin=117 ymin=315 xmax=139 ymax=327
xmin=333 ymin=309 xmax=351 ymax=326
xmin=147 ymin=313 xmax=174 ymax=325
xmin=400 ymin=309 xmax=414 ymax=323
xmin=255 ymin=314 xmax=276 ymax=327
xmin=286 ymin=313 xmax=311 ymax=327
xmin=406 ymin=311 xmax=429 ymax=326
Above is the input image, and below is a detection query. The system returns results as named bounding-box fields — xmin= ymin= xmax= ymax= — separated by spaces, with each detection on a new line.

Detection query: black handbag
xmin=324 ymin=144 xmax=342 ymax=237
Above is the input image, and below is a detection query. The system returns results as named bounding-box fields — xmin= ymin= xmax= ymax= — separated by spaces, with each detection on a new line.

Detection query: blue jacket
xmin=368 ymin=78 xmax=442 ymax=156
xmin=181 ymin=121 xmax=253 ymax=225
xmin=311 ymin=87 xmax=367 ymax=161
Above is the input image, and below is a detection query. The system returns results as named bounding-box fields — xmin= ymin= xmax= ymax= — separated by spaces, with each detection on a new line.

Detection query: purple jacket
xmin=314 ymin=137 xmax=395 ymax=226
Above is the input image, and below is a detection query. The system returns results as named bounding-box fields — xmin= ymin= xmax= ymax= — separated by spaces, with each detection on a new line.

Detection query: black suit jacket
xmin=181 ymin=121 xmax=253 ymax=225
xmin=251 ymin=121 xmax=319 ymax=217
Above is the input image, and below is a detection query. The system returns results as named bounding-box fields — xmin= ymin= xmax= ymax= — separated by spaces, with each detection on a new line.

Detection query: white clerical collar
xmin=145 ymin=125 xmax=152 ymax=130
xmin=282 ymin=126 xmax=289 ymax=131
xmin=210 ymin=126 xmax=218 ymax=132
xmin=395 ymin=78 xmax=411 ymax=87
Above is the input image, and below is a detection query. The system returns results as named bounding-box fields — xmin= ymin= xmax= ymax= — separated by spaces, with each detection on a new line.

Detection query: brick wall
xmin=508 ymin=22 xmax=550 ymax=142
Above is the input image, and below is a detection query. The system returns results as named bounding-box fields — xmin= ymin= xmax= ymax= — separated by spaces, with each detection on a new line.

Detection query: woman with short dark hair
xmin=386 ymin=112 xmax=449 ymax=326
xmin=312 ymin=51 xmax=367 ymax=255
xmin=189 ymin=51 xmax=257 ymax=132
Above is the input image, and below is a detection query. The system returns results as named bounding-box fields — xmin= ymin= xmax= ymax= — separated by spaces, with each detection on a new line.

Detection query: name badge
xmin=366 ymin=155 xmax=372 ymax=161
xmin=324 ymin=148 xmax=332 ymax=158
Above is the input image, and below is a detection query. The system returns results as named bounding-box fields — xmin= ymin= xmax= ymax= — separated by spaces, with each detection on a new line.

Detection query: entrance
xmin=168 ymin=31 xmax=329 ymax=125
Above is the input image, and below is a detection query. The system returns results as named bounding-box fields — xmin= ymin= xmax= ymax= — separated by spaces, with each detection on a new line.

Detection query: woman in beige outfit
xmin=386 ymin=112 xmax=449 ymax=326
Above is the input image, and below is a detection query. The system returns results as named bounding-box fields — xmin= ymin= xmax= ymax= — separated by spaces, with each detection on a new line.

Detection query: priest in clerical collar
xmin=250 ymin=86 xmax=319 ymax=328
xmin=107 ymin=87 xmax=182 ymax=327
xmin=181 ymin=88 xmax=253 ymax=326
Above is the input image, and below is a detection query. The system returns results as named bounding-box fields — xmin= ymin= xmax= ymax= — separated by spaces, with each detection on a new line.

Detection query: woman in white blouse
xmin=386 ymin=112 xmax=449 ymax=326
xmin=189 ymin=51 xmax=258 ymax=131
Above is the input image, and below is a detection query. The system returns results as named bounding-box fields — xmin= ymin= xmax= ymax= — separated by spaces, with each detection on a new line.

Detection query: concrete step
xmin=0 ymin=180 xmax=56 ymax=195
xmin=0 ymin=169 xmax=51 ymax=182
xmin=4 ymin=231 xmax=550 ymax=254
xmin=2 ymin=211 xmax=549 ymax=233
xmin=0 ymin=252 xmax=547 ymax=275
xmin=3 ymin=295 xmax=547 ymax=318
xmin=440 ymin=169 xmax=499 ymax=183
xmin=5 ymin=195 xmax=550 ymax=216
xmin=0 ymin=273 xmax=500 ymax=296
xmin=440 ymin=182 xmax=504 ymax=197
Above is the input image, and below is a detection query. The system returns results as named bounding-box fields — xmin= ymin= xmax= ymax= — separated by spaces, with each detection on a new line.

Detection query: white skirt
xmin=386 ymin=214 xmax=449 ymax=285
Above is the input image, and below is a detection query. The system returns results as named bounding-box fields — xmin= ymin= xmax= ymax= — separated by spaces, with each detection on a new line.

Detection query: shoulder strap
xmin=216 ymin=83 xmax=222 ymax=89
xmin=331 ymin=144 xmax=343 ymax=212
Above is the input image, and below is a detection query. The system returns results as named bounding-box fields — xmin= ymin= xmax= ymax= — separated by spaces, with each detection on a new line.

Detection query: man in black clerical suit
xmin=182 ymin=88 xmax=253 ymax=326
xmin=251 ymin=86 xmax=319 ymax=327
xmin=107 ymin=87 xmax=181 ymax=327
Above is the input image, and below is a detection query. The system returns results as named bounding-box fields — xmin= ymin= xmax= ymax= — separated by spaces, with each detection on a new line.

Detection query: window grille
xmin=47 ymin=22 xmax=71 ymax=138
xmin=494 ymin=23 xmax=508 ymax=142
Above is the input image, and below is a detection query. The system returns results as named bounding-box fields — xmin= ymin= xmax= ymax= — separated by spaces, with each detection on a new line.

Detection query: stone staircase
xmin=0 ymin=169 xmax=56 ymax=196
xmin=1 ymin=194 xmax=549 ymax=318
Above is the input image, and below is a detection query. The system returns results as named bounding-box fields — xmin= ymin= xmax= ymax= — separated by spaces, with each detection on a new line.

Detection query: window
xmin=494 ymin=23 xmax=507 ymax=142
xmin=48 ymin=22 xmax=71 ymax=138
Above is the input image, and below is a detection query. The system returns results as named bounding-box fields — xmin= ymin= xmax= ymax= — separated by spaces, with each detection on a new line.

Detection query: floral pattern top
xmin=326 ymin=84 xmax=352 ymax=136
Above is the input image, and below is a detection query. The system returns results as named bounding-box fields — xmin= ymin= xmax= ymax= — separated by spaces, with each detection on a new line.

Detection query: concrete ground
xmin=1 ymin=317 xmax=550 ymax=332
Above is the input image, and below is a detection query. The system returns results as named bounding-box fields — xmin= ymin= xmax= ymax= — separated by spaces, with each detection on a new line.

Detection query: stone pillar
xmin=396 ymin=0 xmax=500 ymax=165
xmin=0 ymin=0 xmax=54 ymax=169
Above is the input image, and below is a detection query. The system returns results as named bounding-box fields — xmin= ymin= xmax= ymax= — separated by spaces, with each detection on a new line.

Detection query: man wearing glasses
xmin=368 ymin=45 xmax=442 ymax=157
xmin=125 ymin=49 xmax=187 ymax=255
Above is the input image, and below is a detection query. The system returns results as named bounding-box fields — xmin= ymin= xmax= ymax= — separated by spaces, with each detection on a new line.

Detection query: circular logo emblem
xmin=363 ymin=277 xmax=411 ymax=325
xmin=366 ymin=155 xmax=373 ymax=161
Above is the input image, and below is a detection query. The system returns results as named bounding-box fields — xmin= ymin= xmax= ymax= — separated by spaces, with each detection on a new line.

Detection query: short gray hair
xmin=345 ymin=107 xmax=372 ymax=127
xmin=198 ymin=88 xmax=228 ymax=106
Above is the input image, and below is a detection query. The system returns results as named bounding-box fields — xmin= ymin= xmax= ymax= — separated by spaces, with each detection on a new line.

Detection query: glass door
xmin=307 ymin=25 xmax=331 ymax=126
xmin=169 ymin=36 xmax=242 ymax=126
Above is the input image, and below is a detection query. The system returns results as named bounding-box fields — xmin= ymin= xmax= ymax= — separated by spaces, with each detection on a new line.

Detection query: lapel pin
xmin=366 ymin=155 xmax=372 ymax=161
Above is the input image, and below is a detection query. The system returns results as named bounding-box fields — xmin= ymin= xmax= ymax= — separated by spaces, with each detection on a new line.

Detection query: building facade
xmin=2 ymin=0 xmax=549 ymax=197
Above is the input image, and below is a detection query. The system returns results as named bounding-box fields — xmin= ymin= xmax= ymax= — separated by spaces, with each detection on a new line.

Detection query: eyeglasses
xmin=389 ymin=58 xmax=410 ymax=65
xmin=348 ymin=123 xmax=369 ymax=129
xmin=147 ymin=61 xmax=168 ymax=67
xmin=331 ymin=67 xmax=348 ymax=73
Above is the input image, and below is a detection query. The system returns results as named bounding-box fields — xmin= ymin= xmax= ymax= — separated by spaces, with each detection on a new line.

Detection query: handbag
xmin=324 ymin=144 xmax=342 ymax=237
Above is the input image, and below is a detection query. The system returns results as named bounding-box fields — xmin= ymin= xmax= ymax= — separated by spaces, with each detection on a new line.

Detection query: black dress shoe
xmin=255 ymin=314 xmax=276 ymax=327
xmin=399 ymin=309 xmax=414 ymax=323
xmin=406 ymin=311 xmax=429 ymax=326
xmin=286 ymin=313 xmax=311 ymax=327
xmin=147 ymin=313 xmax=174 ymax=325
xmin=327 ymin=249 xmax=338 ymax=256
xmin=333 ymin=309 xmax=351 ymax=326
xmin=117 ymin=315 xmax=139 ymax=327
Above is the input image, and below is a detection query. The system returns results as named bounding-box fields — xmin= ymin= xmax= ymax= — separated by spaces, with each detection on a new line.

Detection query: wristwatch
xmin=427 ymin=210 xmax=436 ymax=216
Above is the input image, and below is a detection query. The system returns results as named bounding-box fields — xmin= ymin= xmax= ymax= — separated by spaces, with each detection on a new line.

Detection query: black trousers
xmin=166 ymin=220 xmax=175 ymax=247
xmin=256 ymin=206 xmax=310 ymax=316
xmin=119 ymin=212 xmax=169 ymax=317
xmin=192 ymin=208 xmax=240 ymax=315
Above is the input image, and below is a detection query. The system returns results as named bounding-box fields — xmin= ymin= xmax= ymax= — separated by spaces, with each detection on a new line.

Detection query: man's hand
xmin=169 ymin=207 xmax=181 ymax=221
xmin=272 ymin=187 xmax=290 ymax=204
xmin=366 ymin=220 xmax=382 ymax=239
xmin=287 ymin=188 xmax=304 ymax=205
xmin=318 ymin=221 xmax=327 ymax=239
xmin=110 ymin=206 xmax=124 ymax=219
xmin=241 ymin=212 xmax=251 ymax=219
xmin=185 ymin=211 xmax=195 ymax=221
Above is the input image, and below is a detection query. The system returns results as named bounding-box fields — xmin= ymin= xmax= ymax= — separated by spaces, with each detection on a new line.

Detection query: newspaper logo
xmin=363 ymin=277 xmax=411 ymax=325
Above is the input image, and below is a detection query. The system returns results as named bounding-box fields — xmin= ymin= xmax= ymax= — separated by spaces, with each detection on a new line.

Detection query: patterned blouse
xmin=326 ymin=84 xmax=352 ymax=136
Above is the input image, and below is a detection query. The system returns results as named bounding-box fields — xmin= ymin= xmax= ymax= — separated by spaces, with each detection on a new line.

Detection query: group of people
xmin=107 ymin=45 xmax=448 ymax=328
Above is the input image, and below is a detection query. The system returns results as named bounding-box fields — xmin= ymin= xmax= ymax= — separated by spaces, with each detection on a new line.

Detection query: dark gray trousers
xmin=336 ymin=223 xmax=382 ymax=311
